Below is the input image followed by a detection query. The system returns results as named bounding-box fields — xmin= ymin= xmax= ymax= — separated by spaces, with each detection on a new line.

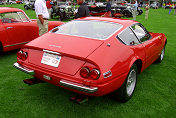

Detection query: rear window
xmin=54 ymin=20 xmax=122 ymax=40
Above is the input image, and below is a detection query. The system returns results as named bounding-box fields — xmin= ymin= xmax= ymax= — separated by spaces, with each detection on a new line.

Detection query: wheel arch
xmin=129 ymin=57 xmax=143 ymax=74
xmin=133 ymin=59 xmax=143 ymax=74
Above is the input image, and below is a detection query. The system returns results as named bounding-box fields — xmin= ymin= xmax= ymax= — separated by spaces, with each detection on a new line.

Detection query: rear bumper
xmin=13 ymin=62 xmax=127 ymax=96
xmin=13 ymin=62 xmax=35 ymax=76
xmin=13 ymin=62 xmax=98 ymax=93
xmin=60 ymin=79 xmax=98 ymax=93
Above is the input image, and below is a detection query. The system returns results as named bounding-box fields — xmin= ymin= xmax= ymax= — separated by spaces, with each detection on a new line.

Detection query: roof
xmin=76 ymin=17 xmax=139 ymax=28
xmin=0 ymin=7 xmax=23 ymax=14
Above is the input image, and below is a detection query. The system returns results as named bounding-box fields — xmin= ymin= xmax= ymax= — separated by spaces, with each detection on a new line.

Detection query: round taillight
xmin=90 ymin=69 xmax=100 ymax=80
xmin=80 ymin=67 xmax=90 ymax=78
xmin=17 ymin=51 xmax=23 ymax=59
xmin=21 ymin=52 xmax=28 ymax=61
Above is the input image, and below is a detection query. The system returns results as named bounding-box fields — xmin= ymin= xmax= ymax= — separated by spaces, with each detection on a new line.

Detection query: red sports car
xmin=0 ymin=7 xmax=63 ymax=53
xmin=16 ymin=1 xmax=23 ymax=4
xmin=13 ymin=17 xmax=167 ymax=102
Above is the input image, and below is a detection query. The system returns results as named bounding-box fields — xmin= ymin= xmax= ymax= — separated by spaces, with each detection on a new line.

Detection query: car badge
xmin=103 ymin=71 xmax=112 ymax=78
xmin=49 ymin=45 xmax=61 ymax=48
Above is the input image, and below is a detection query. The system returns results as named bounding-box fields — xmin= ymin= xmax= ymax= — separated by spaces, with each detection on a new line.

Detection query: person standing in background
xmin=169 ymin=2 xmax=172 ymax=14
xmin=132 ymin=0 xmax=138 ymax=21
xmin=35 ymin=0 xmax=49 ymax=36
xmin=145 ymin=2 xmax=149 ymax=20
xmin=46 ymin=0 xmax=52 ymax=19
xmin=75 ymin=0 xmax=89 ymax=18
xmin=103 ymin=0 xmax=111 ymax=17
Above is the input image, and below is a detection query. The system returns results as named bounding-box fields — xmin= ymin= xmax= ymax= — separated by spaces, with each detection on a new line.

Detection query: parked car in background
xmin=9 ymin=0 xmax=16 ymax=4
xmin=13 ymin=17 xmax=167 ymax=102
xmin=51 ymin=1 xmax=76 ymax=21
xmin=0 ymin=7 xmax=64 ymax=53
xmin=16 ymin=0 xmax=23 ymax=4
xmin=88 ymin=2 xmax=143 ymax=17
xmin=150 ymin=2 xmax=160 ymax=9
xmin=24 ymin=0 xmax=35 ymax=10
xmin=0 ymin=1 xmax=5 ymax=5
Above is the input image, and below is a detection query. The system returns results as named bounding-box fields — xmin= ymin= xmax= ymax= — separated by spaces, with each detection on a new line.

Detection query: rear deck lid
xmin=26 ymin=33 xmax=103 ymax=75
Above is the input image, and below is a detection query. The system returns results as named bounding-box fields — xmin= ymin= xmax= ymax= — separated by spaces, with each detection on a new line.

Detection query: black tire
xmin=24 ymin=5 xmax=29 ymax=10
xmin=51 ymin=14 xmax=53 ymax=19
xmin=59 ymin=12 xmax=64 ymax=21
xmin=154 ymin=46 xmax=165 ymax=63
xmin=0 ymin=42 xmax=3 ymax=54
xmin=138 ymin=9 xmax=143 ymax=15
xmin=115 ymin=64 xmax=138 ymax=102
xmin=51 ymin=8 xmax=54 ymax=19
xmin=122 ymin=10 xmax=132 ymax=17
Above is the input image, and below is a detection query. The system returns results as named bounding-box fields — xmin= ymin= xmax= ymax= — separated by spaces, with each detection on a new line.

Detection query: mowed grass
xmin=0 ymin=4 xmax=176 ymax=118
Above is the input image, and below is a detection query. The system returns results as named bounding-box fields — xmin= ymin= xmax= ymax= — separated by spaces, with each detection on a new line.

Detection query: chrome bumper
xmin=60 ymin=80 xmax=98 ymax=93
xmin=13 ymin=62 xmax=35 ymax=76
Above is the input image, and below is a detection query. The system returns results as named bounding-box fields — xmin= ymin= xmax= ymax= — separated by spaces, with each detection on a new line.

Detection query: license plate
xmin=41 ymin=52 xmax=61 ymax=67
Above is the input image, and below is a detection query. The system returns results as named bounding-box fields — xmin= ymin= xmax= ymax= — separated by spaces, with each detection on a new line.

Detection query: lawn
xmin=0 ymin=4 xmax=176 ymax=118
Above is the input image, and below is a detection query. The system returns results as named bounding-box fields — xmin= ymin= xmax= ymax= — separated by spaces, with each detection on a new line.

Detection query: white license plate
xmin=41 ymin=52 xmax=61 ymax=67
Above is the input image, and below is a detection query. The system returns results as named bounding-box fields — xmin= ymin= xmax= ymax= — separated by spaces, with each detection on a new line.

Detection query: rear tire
xmin=114 ymin=64 xmax=138 ymax=102
xmin=154 ymin=46 xmax=165 ymax=63
xmin=0 ymin=42 xmax=4 ymax=55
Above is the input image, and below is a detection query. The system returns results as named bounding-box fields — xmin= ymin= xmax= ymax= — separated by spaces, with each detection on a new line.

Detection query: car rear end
xmin=13 ymin=18 xmax=128 ymax=96
xmin=14 ymin=32 xmax=106 ymax=95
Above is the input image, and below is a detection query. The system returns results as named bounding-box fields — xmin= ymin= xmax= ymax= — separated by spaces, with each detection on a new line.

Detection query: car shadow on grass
xmin=0 ymin=49 xmax=19 ymax=59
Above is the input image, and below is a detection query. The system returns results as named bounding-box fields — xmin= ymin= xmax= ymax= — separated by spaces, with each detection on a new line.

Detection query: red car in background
xmin=13 ymin=17 xmax=167 ymax=102
xmin=0 ymin=7 xmax=64 ymax=53
xmin=16 ymin=1 xmax=23 ymax=4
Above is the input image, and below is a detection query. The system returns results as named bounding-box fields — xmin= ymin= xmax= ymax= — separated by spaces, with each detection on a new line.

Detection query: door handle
xmin=7 ymin=27 xmax=13 ymax=29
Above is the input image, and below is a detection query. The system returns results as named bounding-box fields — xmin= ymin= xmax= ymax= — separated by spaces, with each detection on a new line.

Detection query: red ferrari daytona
xmin=13 ymin=17 xmax=167 ymax=102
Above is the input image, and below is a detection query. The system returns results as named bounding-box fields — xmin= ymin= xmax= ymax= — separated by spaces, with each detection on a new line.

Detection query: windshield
xmin=54 ymin=20 xmax=122 ymax=40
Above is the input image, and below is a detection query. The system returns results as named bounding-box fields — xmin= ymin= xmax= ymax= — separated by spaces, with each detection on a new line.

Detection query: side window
xmin=17 ymin=12 xmax=29 ymax=22
xmin=131 ymin=24 xmax=151 ymax=42
xmin=117 ymin=27 xmax=140 ymax=45
xmin=1 ymin=12 xmax=28 ymax=23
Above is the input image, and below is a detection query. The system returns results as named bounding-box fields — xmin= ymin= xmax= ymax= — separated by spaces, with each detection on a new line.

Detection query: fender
xmin=128 ymin=55 xmax=143 ymax=73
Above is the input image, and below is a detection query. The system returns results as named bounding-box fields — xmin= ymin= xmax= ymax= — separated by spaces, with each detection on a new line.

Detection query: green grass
xmin=0 ymin=4 xmax=176 ymax=118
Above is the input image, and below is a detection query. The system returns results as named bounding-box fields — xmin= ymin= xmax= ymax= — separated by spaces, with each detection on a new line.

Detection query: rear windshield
xmin=54 ymin=20 xmax=123 ymax=40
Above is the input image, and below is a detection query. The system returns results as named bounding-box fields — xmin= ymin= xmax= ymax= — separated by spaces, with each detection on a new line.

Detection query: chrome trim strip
xmin=13 ymin=62 xmax=35 ymax=76
xmin=43 ymin=49 xmax=61 ymax=55
xmin=7 ymin=27 xmax=13 ymax=29
xmin=103 ymin=70 xmax=112 ymax=78
xmin=4 ymin=41 xmax=29 ymax=48
xmin=60 ymin=79 xmax=98 ymax=93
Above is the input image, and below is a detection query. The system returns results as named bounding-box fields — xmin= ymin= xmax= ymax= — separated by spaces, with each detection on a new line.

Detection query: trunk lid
xmin=25 ymin=33 xmax=103 ymax=76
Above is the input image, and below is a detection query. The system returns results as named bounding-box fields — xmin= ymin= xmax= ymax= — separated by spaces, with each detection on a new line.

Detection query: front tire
xmin=115 ymin=64 xmax=138 ymax=102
